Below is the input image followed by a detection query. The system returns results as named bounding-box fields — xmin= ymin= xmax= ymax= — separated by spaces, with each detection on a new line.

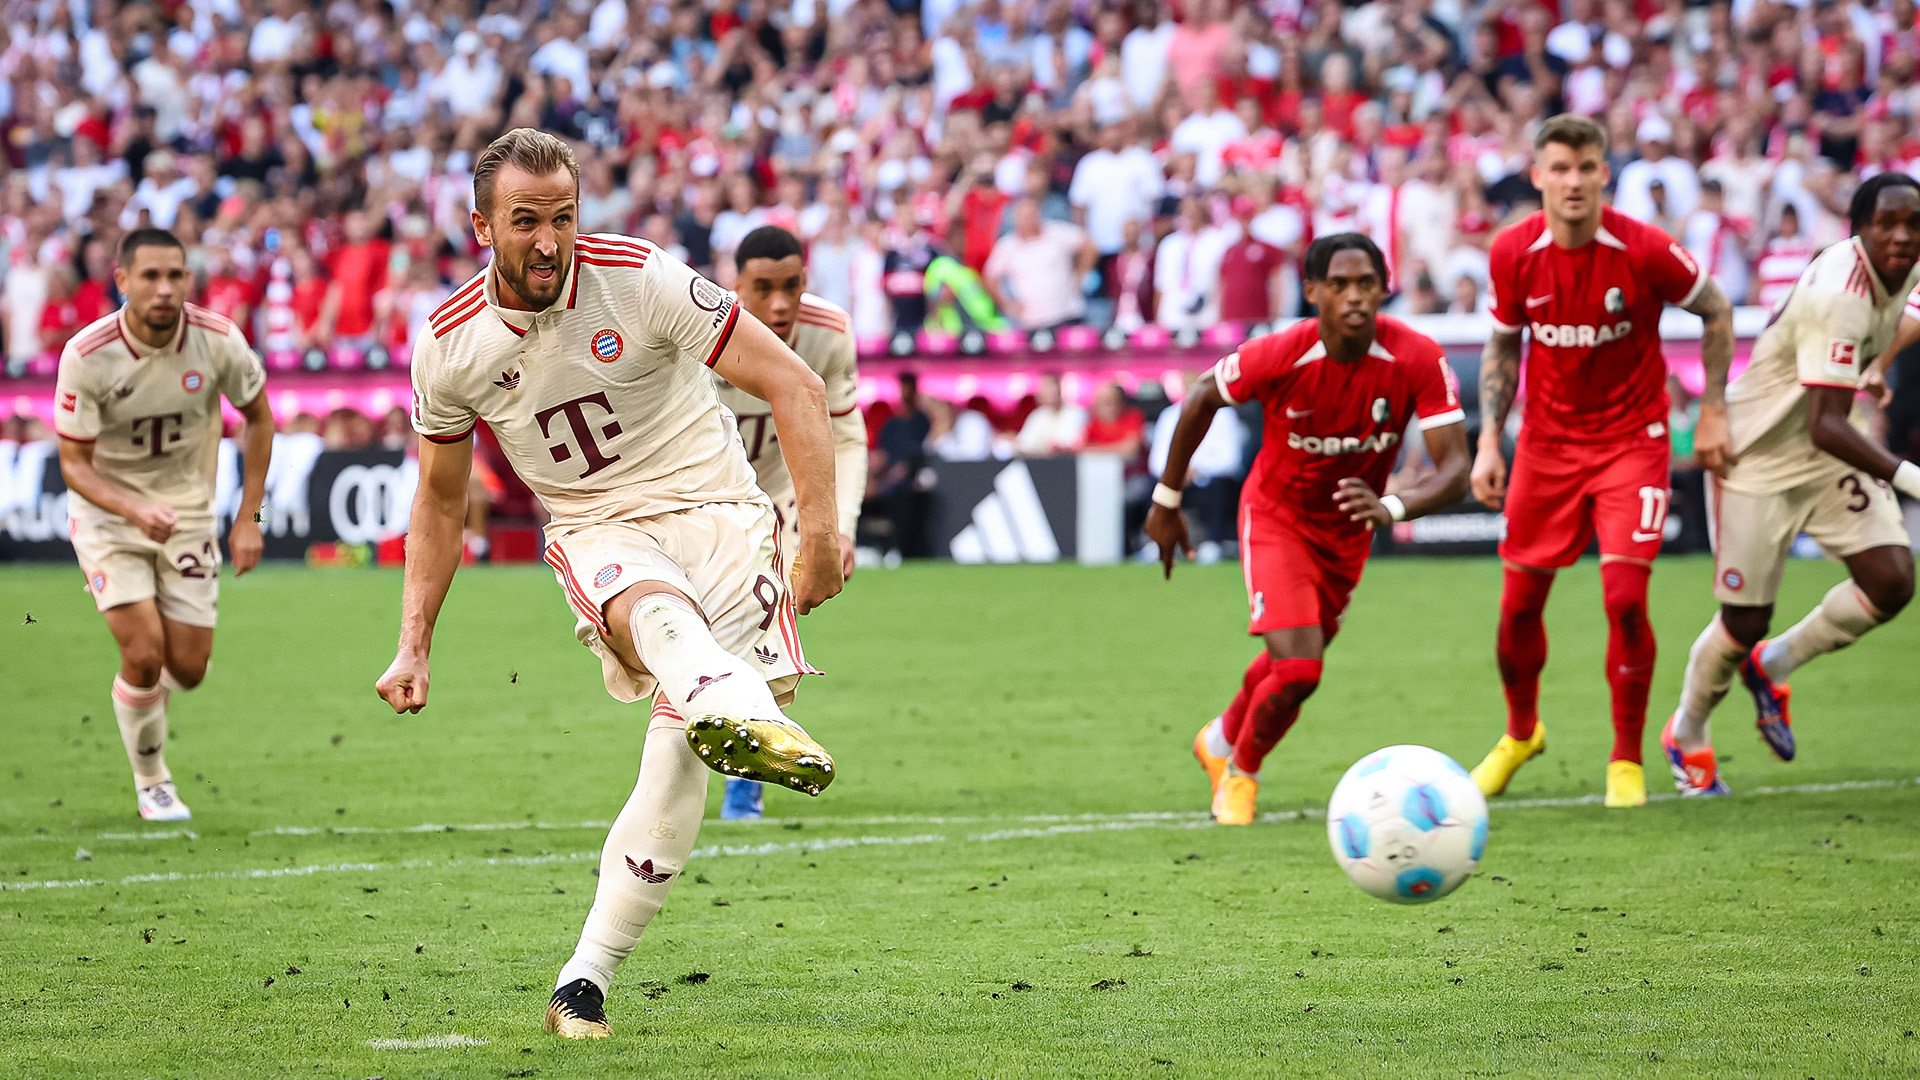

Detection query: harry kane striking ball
xmin=710 ymin=225 xmax=868 ymax=821
xmin=1467 ymin=114 xmax=1737 ymax=809
xmin=1664 ymin=173 xmax=1920 ymax=795
xmin=52 ymin=228 xmax=274 ymax=821
xmin=1148 ymin=233 xmax=1471 ymax=825
xmin=372 ymin=129 xmax=846 ymax=1039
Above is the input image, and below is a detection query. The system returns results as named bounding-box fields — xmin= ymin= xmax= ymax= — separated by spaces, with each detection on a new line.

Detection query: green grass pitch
xmin=2 ymin=555 xmax=1917 ymax=1078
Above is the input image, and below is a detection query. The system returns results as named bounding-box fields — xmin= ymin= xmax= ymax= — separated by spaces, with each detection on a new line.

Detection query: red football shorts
xmin=1499 ymin=428 xmax=1672 ymax=569
xmin=1238 ymin=501 xmax=1370 ymax=640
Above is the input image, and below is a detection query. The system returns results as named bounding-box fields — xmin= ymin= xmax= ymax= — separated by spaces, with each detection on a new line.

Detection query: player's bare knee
xmin=119 ymin=646 xmax=165 ymax=686
xmin=1864 ymin=569 xmax=1913 ymax=618
xmin=166 ymin=660 xmax=208 ymax=689
xmin=1719 ymin=605 xmax=1771 ymax=647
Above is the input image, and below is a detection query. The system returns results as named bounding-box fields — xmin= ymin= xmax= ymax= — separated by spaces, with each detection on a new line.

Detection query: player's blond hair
xmin=1534 ymin=114 xmax=1608 ymax=158
xmin=473 ymin=128 xmax=581 ymax=218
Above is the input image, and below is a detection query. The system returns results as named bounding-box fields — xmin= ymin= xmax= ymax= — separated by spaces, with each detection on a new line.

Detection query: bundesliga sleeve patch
xmin=1828 ymin=341 xmax=1858 ymax=374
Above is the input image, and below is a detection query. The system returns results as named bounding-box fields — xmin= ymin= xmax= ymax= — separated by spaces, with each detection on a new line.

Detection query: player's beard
xmin=498 ymin=247 xmax=567 ymax=311
xmin=137 ymin=303 xmax=180 ymax=337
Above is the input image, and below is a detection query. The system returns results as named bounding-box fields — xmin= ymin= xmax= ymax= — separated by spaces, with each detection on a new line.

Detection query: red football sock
xmin=1497 ymin=567 xmax=1554 ymax=742
xmin=1601 ymin=560 xmax=1655 ymax=765
xmin=1219 ymin=651 xmax=1274 ymax=747
xmin=1231 ymin=657 xmax=1322 ymax=776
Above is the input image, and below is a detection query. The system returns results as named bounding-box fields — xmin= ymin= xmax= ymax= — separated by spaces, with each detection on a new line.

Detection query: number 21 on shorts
xmin=1633 ymin=486 xmax=1669 ymax=543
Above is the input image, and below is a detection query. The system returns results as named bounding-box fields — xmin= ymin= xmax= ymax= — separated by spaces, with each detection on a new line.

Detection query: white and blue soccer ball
xmin=1326 ymin=745 xmax=1489 ymax=904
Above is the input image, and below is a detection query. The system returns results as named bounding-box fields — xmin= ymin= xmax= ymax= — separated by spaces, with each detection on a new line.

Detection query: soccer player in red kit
xmin=1148 ymin=234 xmax=1471 ymax=825
xmin=1467 ymin=114 xmax=1736 ymax=808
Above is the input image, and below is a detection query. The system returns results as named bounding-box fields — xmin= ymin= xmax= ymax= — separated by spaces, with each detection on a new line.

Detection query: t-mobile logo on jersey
xmin=130 ymin=413 xmax=186 ymax=457
xmin=535 ymin=393 xmax=624 ymax=479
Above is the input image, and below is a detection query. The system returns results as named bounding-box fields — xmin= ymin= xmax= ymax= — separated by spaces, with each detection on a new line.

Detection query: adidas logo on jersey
xmin=1287 ymin=430 xmax=1400 ymax=456
xmin=1529 ymin=320 xmax=1633 ymax=348
xmin=493 ymin=370 xmax=521 ymax=390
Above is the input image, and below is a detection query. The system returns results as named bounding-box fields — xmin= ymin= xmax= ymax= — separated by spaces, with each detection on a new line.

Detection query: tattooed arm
xmin=1470 ymin=327 xmax=1522 ymax=509
xmin=1685 ymin=279 xmax=1735 ymax=476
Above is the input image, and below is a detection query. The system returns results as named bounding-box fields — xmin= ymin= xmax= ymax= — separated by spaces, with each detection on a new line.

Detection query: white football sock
xmin=628 ymin=592 xmax=789 ymax=727
xmin=112 ymin=676 xmax=170 ymax=788
xmin=1203 ymin=717 xmax=1231 ymax=759
xmin=556 ymin=699 xmax=709 ymax=995
xmin=1673 ymin=617 xmax=1743 ymax=752
xmin=1758 ymin=582 xmax=1886 ymax=683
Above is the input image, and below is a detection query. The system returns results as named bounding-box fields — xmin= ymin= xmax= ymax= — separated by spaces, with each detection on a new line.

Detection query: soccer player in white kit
xmin=52 ymin=229 xmax=275 ymax=820
xmin=372 ymin=130 xmax=847 ymax=1039
xmin=711 ymin=225 xmax=868 ymax=820
xmin=1664 ymin=173 xmax=1920 ymax=796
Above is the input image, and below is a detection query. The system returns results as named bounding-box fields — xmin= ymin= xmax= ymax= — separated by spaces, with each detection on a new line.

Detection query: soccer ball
xmin=1326 ymin=745 xmax=1489 ymax=904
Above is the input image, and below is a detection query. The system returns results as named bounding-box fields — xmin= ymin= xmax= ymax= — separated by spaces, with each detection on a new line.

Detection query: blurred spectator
xmin=877 ymin=373 xmax=934 ymax=559
xmin=1155 ymin=197 xmax=1233 ymax=331
xmin=1218 ymin=199 xmax=1286 ymax=324
xmin=36 ymin=266 xmax=83 ymax=356
xmin=1015 ymin=375 xmax=1088 ymax=457
xmin=321 ymin=212 xmax=391 ymax=355
xmin=982 ymin=198 xmax=1097 ymax=331
xmin=1615 ymin=116 xmax=1701 ymax=225
xmin=1110 ymin=218 xmax=1157 ymax=334
xmin=1683 ymin=180 xmax=1752 ymax=307
xmin=927 ymin=397 xmax=997 ymax=461
xmin=1083 ymin=382 xmax=1146 ymax=460
xmin=1148 ymin=373 xmax=1244 ymax=562
xmin=322 ymin=409 xmax=375 ymax=452
xmin=1755 ymin=205 xmax=1817 ymax=312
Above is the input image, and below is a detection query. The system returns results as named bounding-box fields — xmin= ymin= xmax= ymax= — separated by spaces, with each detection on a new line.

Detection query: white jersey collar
xmin=117 ymin=305 xmax=187 ymax=358
xmin=485 ymin=250 xmax=579 ymax=336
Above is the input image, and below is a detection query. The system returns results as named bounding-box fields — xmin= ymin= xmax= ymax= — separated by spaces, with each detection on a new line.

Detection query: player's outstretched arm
xmin=713 ymin=314 xmax=844 ymax=614
xmin=375 ymin=435 xmax=472 ymax=714
xmin=1145 ymin=371 xmax=1226 ymax=579
xmin=1336 ymin=422 xmax=1471 ymax=527
xmin=1806 ymin=386 xmax=1920 ymax=501
xmin=1685 ymin=279 xmax=1736 ymax=476
xmin=228 ymin=391 xmax=275 ymax=576
xmin=1471 ymin=328 xmax=1521 ymax=509
xmin=57 ymin=437 xmax=178 ymax=543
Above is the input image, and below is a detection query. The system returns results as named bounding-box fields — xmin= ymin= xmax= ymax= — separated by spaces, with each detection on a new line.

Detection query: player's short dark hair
xmin=1303 ymin=232 xmax=1389 ymax=286
xmin=734 ymin=225 xmax=805 ymax=271
xmin=472 ymin=127 xmax=580 ymax=219
xmin=118 ymin=228 xmax=185 ymax=268
xmin=1534 ymin=114 xmax=1608 ymax=157
xmin=1848 ymin=172 xmax=1920 ymax=234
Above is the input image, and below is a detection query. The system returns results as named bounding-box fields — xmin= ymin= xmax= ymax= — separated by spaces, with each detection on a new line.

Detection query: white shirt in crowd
xmin=1121 ymin=20 xmax=1174 ymax=109
xmin=1754 ymin=234 xmax=1816 ymax=312
xmin=1614 ymin=153 xmax=1701 ymax=224
xmin=1015 ymin=403 xmax=1088 ymax=456
xmin=1170 ymin=108 xmax=1248 ymax=189
xmin=1154 ymin=224 xmax=1237 ymax=331
xmin=983 ymin=220 xmax=1091 ymax=329
xmin=1149 ymin=400 xmax=1244 ymax=483
xmin=1682 ymin=209 xmax=1751 ymax=306
xmin=931 ymin=408 xmax=997 ymax=462
xmin=1069 ymin=145 xmax=1164 ymax=255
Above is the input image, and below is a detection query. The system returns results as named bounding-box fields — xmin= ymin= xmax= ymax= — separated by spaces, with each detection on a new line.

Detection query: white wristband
xmin=1151 ymin=482 xmax=1183 ymax=509
xmin=1894 ymin=460 xmax=1920 ymax=500
xmin=1380 ymin=494 xmax=1408 ymax=522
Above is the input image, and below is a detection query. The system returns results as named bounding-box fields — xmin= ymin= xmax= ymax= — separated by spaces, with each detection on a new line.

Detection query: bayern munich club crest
xmin=594 ymin=563 xmax=623 ymax=588
xmin=89 ymin=571 xmax=107 ymax=593
xmin=181 ymin=370 xmax=205 ymax=392
xmin=1722 ymin=569 xmax=1744 ymax=591
xmin=590 ymin=328 xmax=624 ymax=363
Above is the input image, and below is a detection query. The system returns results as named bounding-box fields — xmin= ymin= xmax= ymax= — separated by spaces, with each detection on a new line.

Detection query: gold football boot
xmin=545 ymin=979 xmax=612 ymax=1039
xmin=685 ymin=714 xmax=836 ymax=796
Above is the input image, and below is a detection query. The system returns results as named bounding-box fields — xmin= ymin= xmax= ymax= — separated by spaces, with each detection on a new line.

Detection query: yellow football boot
xmin=1604 ymin=759 xmax=1647 ymax=809
xmin=1212 ymin=766 xmax=1258 ymax=826
xmin=685 ymin=714 xmax=836 ymax=796
xmin=545 ymin=979 xmax=612 ymax=1039
xmin=1470 ymin=720 xmax=1547 ymax=797
xmin=1193 ymin=723 xmax=1229 ymax=801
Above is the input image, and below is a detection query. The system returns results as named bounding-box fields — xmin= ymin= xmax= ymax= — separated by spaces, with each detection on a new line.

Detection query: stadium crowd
xmin=3 ymin=0 xmax=1916 ymax=367
xmin=5 ymin=0 xmax=1920 ymax=558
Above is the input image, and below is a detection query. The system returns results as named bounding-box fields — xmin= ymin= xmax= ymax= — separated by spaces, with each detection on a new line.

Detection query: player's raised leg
xmin=1471 ymin=563 xmax=1553 ymax=797
xmin=1219 ymin=629 xmax=1323 ymax=826
xmin=1745 ymin=546 xmax=1913 ymax=759
xmin=1195 ymin=652 xmax=1271 ymax=803
xmin=609 ymin=584 xmax=834 ymax=795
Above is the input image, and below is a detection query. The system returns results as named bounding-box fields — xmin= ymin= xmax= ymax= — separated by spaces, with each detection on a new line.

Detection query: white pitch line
xmin=4 ymin=777 xmax=1911 ymax=857
xmin=366 ymin=1035 xmax=488 ymax=1050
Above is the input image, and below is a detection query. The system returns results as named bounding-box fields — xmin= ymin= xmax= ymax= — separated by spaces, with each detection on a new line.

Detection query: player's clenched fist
xmin=130 ymin=502 xmax=178 ymax=543
xmin=1470 ymin=442 xmax=1508 ymax=510
xmin=790 ymin=533 xmax=844 ymax=614
xmin=375 ymin=653 xmax=431 ymax=714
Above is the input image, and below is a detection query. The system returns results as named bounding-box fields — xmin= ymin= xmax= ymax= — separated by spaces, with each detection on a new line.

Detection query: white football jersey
xmin=53 ymin=304 xmax=265 ymax=522
xmin=410 ymin=234 xmax=762 ymax=533
xmin=1725 ymin=236 xmax=1920 ymax=494
xmin=712 ymin=294 xmax=866 ymax=538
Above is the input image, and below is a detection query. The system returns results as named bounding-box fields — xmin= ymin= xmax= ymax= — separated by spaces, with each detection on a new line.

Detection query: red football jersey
xmin=1216 ymin=316 xmax=1465 ymax=537
xmin=1487 ymin=206 xmax=1707 ymax=443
